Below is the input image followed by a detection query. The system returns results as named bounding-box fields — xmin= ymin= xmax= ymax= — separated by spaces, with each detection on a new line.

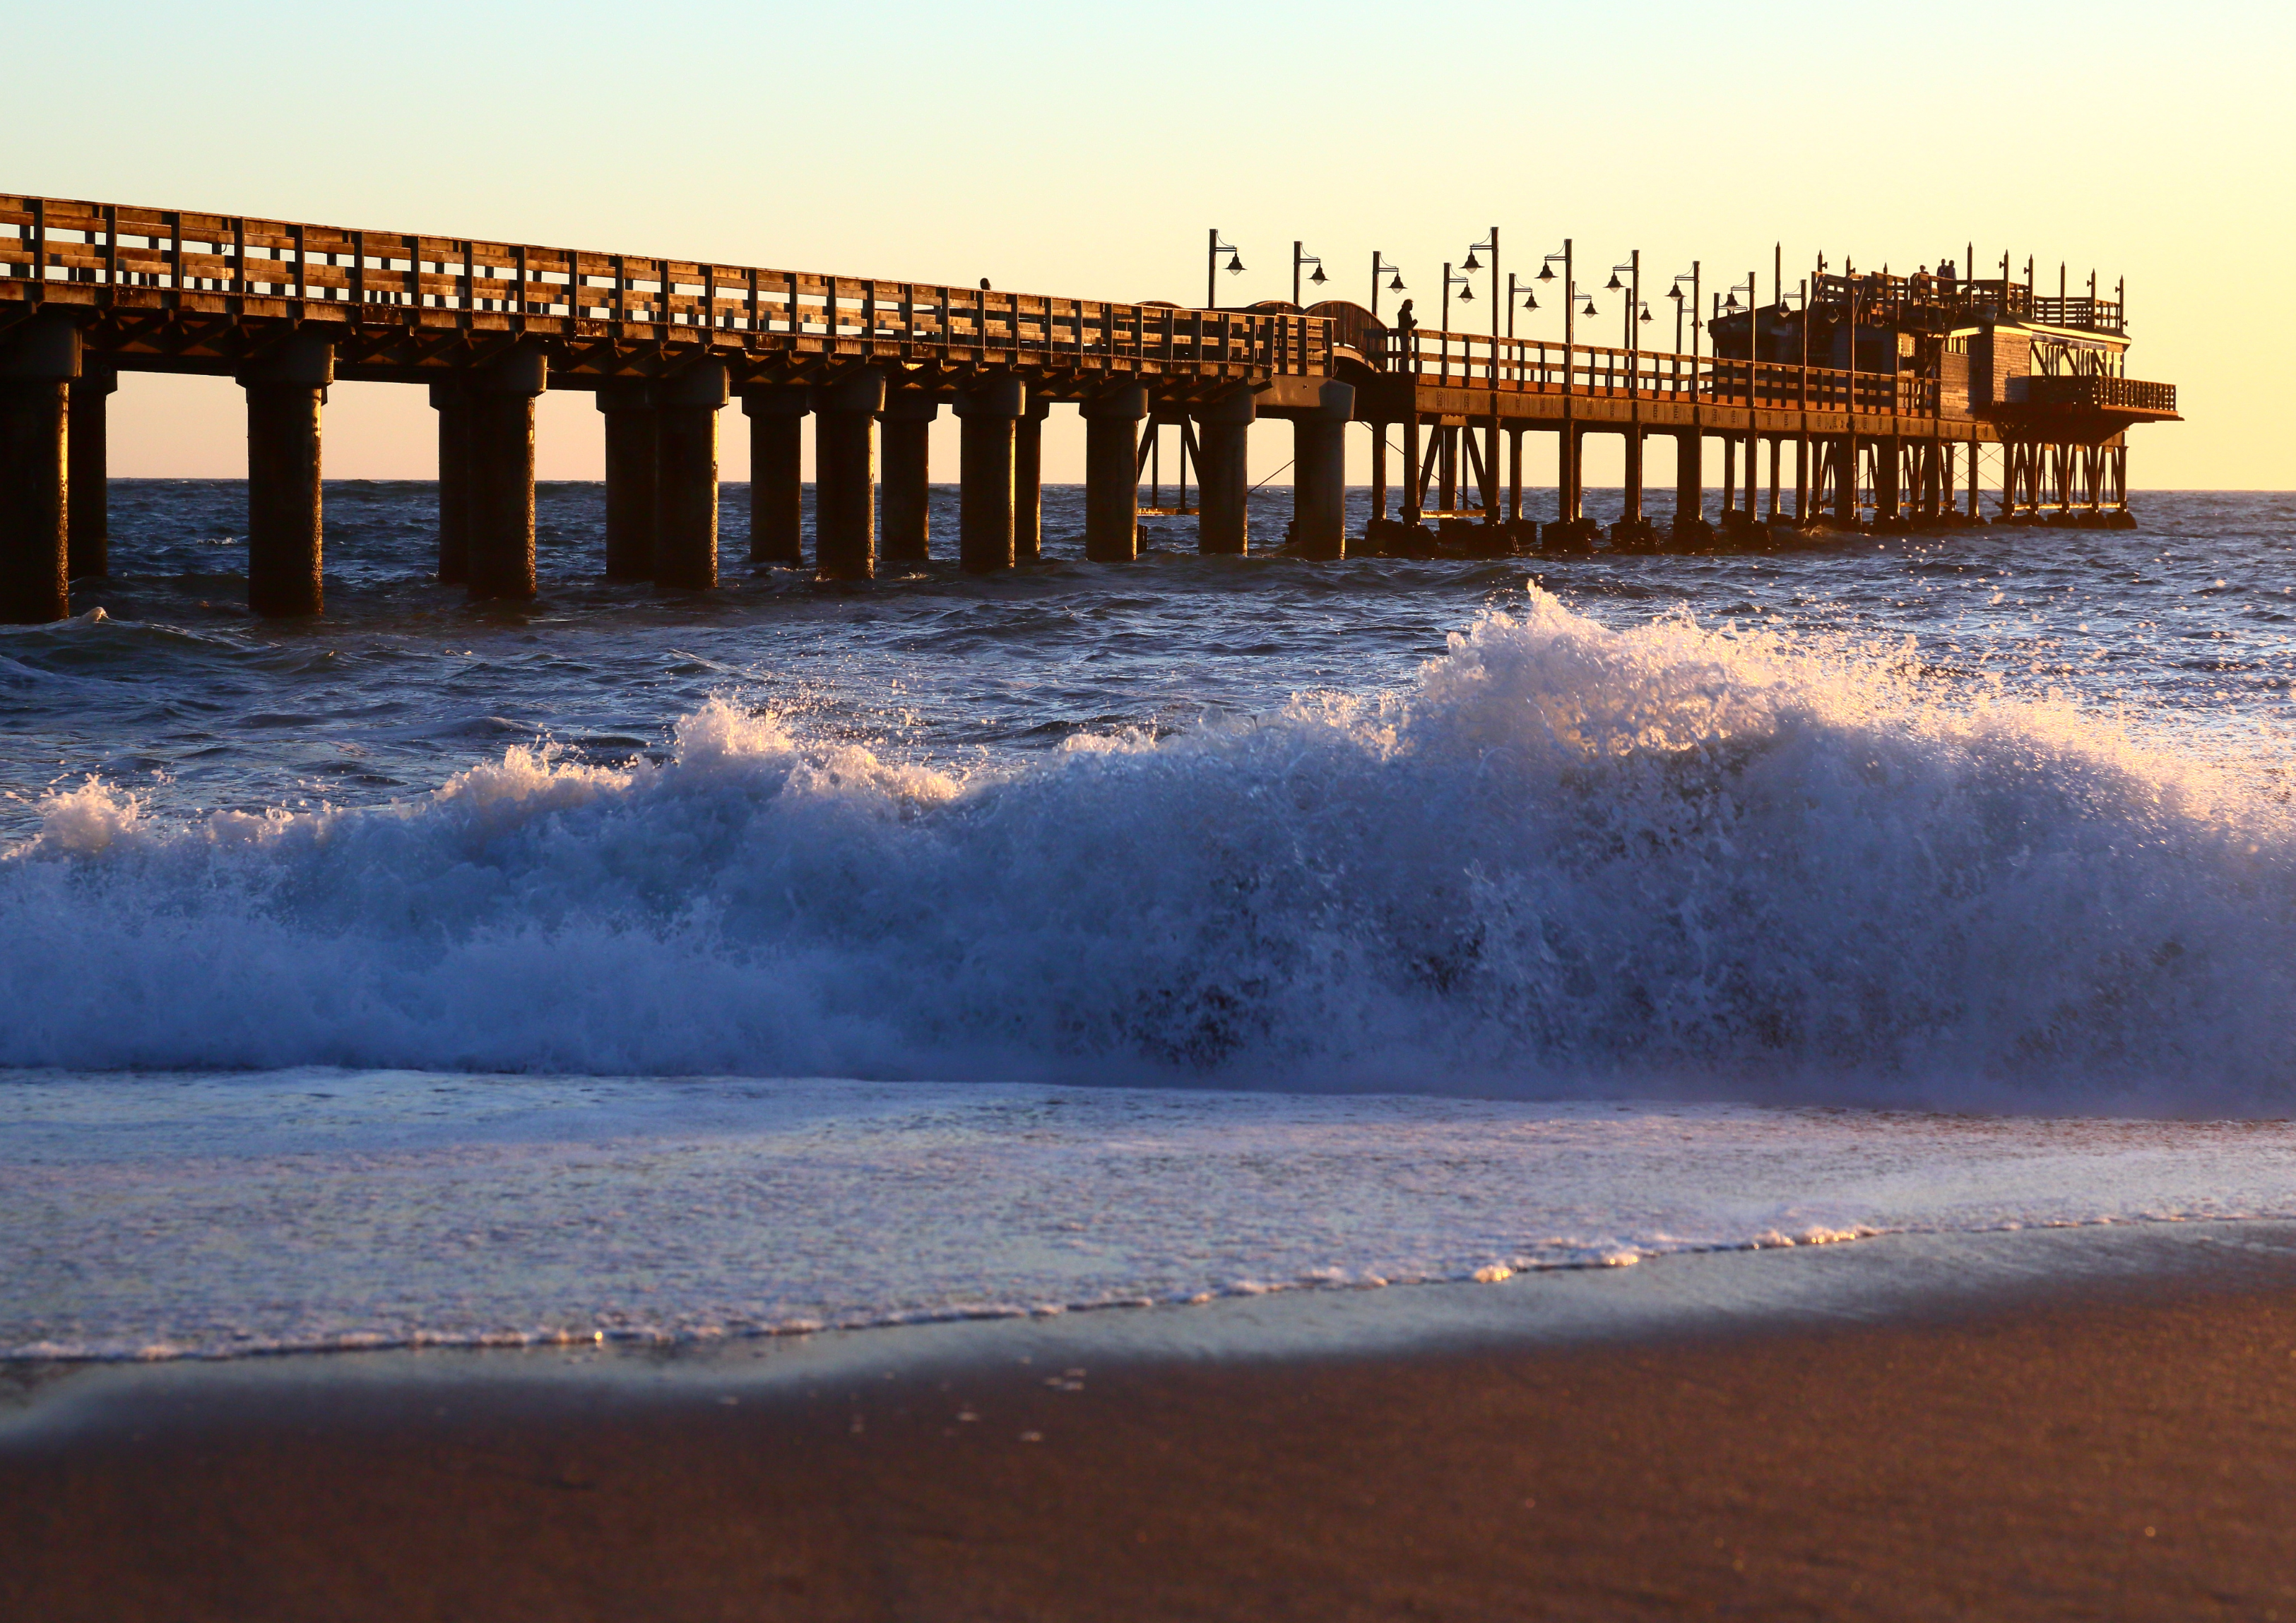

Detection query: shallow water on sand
xmin=3 ymin=484 xmax=2292 ymax=1358
xmin=8 ymin=1071 xmax=2295 ymax=1362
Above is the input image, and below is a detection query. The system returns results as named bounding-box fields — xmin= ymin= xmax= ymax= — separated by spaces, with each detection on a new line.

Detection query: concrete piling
xmin=814 ymin=368 xmax=882 ymax=581
xmin=741 ymin=386 xmax=808 ymax=569
xmin=655 ymin=362 xmax=727 ymax=590
xmin=1080 ymin=384 xmax=1147 ymax=563
xmin=0 ymin=311 xmax=78 ymax=622
xmin=597 ymin=382 xmax=659 ymax=581
xmin=1014 ymin=397 xmax=1049 ymax=565
xmin=466 ymin=347 xmax=547 ymax=600
xmin=1193 ymin=388 xmax=1255 ymax=555
xmin=956 ymin=376 xmax=1023 ymax=573
xmin=877 ymin=390 xmax=937 ymax=566
xmin=430 ymin=381 xmax=472 ymax=585
xmin=66 ymin=370 xmax=114 ymax=579
xmin=240 ymin=328 xmax=333 ymax=618
xmin=1288 ymin=380 xmax=1354 ymax=561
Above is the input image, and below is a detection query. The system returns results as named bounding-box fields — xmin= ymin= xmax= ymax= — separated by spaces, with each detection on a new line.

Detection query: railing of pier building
xmin=1381 ymin=328 xmax=1940 ymax=417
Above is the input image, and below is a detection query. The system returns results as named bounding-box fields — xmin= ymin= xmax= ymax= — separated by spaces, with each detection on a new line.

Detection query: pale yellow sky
xmin=21 ymin=0 xmax=2291 ymax=490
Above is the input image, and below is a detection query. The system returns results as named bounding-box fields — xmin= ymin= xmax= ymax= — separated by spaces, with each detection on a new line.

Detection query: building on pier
xmin=1703 ymin=262 xmax=2177 ymax=530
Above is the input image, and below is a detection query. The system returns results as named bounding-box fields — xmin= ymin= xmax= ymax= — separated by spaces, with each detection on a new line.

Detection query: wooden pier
xmin=0 ymin=194 xmax=2179 ymax=620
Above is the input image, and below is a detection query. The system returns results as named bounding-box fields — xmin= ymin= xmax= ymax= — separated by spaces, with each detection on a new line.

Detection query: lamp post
xmin=1537 ymin=242 xmax=1574 ymax=357
xmin=1667 ymin=264 xmax=1699 ymax=364
xmin=1464 ymin=228 xmax=1498 ymax=371
xmin=1507 ymin=273 xmax=1540 ymax=338
xmin=1723 ymin=274 xmax=1756 ymax=396
xmin=1206 ymin=230 xmax=1243 ymax=309
xmin=1537 ymin=241 xmax=1583 ymax=530
xmin=1292 ymin=242 xmax=1326 ymax=309
xmin=1442 ymin=262 xmax=1474 ymax=333
xmin=1371 ymin=252 xmax=1403 ymax=321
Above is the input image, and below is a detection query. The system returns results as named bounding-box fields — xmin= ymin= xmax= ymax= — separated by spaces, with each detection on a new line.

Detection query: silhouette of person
xmin=1394 ymin=298 xmax=1416 ymax=333
xmin=979 ymin=278 xmax=991 ymax=291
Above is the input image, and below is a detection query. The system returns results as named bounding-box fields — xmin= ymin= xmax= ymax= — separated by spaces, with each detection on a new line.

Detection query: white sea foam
xmin=3 ymin=590 xmax=2292 ymax=1108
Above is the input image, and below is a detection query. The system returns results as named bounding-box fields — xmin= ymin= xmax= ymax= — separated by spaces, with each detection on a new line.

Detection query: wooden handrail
xmin=1387 ymin=326 xmax=1948 ymax=419
xmin=0 ymin=193 xmax=1334 ymax=381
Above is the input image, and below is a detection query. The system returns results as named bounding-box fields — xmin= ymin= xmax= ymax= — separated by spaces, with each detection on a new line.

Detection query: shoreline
xmin=7 ymin=1220 xmax=2295 ymax=1619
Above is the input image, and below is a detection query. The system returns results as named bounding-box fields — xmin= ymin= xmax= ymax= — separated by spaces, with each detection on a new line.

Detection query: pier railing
xmin=0 ymin=194 xmax=1332 ymax=380
xmin=1807 ymin=273 xmax=2125 ymax=338
xmin=2016 ymin=375 xmax=2177 ymax=413
xmin=1382 ymin=328 xmax=1939 ymax=417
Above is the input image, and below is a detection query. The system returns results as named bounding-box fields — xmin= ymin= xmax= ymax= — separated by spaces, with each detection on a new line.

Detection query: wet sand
xmin=6 ymin=1226 xmax=2296 ymax=1621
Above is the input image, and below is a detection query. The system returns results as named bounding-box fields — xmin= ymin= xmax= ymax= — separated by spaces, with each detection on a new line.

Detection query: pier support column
xmin=1874 ymin=435 xmax=1903 ymax=529
xmin=1794 ymin=435 xmax=1811 ymax=524
xmin=0 ymin=312 xmax=78 ymax=623
xmin=240 ymin=328 xmax=334 ymax=618
xmin=467 ymin=346 xmax=547 ymax=600
xmin=956 ymin=376 xmax=1023 ymax=573
xmin=1609 ymin=424 xmax=1660 ymax=550
xmin=1399 ymin=413 xmax=1421 ymax=530
xmin=66 ymin=369 xmax=114 ymax=578
xmin=1014 ymin=396 xmax=1050 ymax=564
xmin=814 ymin=368 xmax=882 ymax=580
xmin=655 ymin=363 xmax=727 ymax=590
xmin=597 ymin=382 xmax=659 ymax=581
xmin=431 ymin=381 xmax=472 ymax=584
xmin=1081 ymin=383 xmax=1147 ymax=562
xmin=1194 ymin=388 xmax=1255 ymax=555
xmin=1673 ymin=431 xmax=1703 ymax=538
xmin=1967 ymin=440 xmax=1982 ymax=521
xmin=1371 ymin=422 xmax=1389 ymax=524
xmin=741 ymin=386 xmax=808 ymax=568
xmin=877 ymin=390 xmax=937 ymax=565
xmin=1289 ymin=380 xmax=1354 ymax=561
xmin=1835 ymin=434 xmax=1858 ymax=528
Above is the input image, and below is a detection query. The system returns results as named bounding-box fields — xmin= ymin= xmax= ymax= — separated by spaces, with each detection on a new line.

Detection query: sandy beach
xmin=6 ymin=1223 xmax=2293 ymax=1621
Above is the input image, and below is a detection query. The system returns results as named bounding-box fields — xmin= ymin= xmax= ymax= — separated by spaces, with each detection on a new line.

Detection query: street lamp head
xmin=1458 ymin=283 xmax=1474 ymax=302
xmin=1604 ymin=271 xmax=1623 ymax=292
xmin=1462 ymin=251 xmax=1481 ymax=273
xmin=1226 ymin=253 xmax=1244 ymax=275
xmin=1388 ymin=271 xmax=1405 ymax=292
xmin=1536 ymin=263 xmax=1555 ymax=282
xmin=1638 ymin=303 xmax=1652 ymax=323
xmin=1522 ymin=290 xmax=1538 ymax=311
xmin=1310 ymin=264 xmax=1327 ymax=285
xmin=1724 ymin=292 xmax=1739 ymax=310
xmin=1666 ymin=283 xmax=1684 ymax=302
xmin=1582 ymin=298 xmax=1598 ymax=316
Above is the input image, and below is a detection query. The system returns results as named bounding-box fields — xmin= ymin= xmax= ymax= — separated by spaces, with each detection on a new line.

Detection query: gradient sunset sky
xmin=14 ymin=0 xmax=2286 ymax=489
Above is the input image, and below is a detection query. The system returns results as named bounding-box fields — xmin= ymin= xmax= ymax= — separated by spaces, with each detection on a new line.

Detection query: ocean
xmin=5 ymin=482 xmax=2295 ymax=1361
